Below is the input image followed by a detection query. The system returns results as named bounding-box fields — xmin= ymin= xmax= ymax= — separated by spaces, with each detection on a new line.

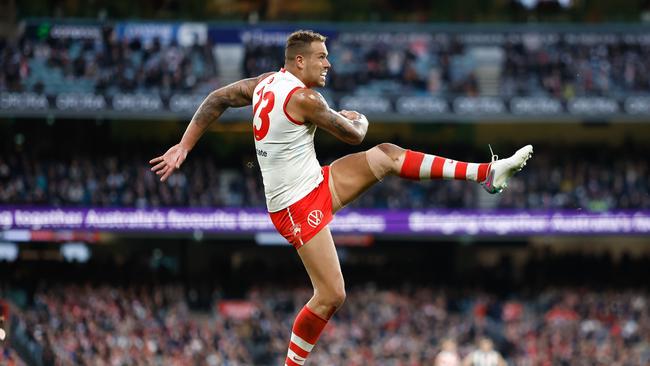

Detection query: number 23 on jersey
xmin=253 ymin=86 xmax=275 ymax=141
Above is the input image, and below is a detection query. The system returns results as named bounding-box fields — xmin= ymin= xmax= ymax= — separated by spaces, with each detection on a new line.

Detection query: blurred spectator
xmin=5 ymin=28 xmax=650 ymax=100
xmin=0 ymin=28 xmax=218 ymax=97
xmin=242 ymin=31 xmax=650 ymax=99
xmin=435 ymin=338 xmax=461 ymax=366
xmin=0 ymin=144 xmax=648 ymax=211
xmin=462 ymin=337 xmax=506 ymax=366
xmin=2 ymin=244 xmax=650 ymax=365
xmin=8 ymin=284 xmax=650 ymax=366
xmin=501 ymin=38 xmax=650 ymax=98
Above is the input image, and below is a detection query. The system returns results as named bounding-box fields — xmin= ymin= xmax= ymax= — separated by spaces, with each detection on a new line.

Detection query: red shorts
xmin=269 ymin=166 xmax=334 ymax=250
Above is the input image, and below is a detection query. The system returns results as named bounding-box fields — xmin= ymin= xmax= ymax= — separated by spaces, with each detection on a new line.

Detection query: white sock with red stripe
xmin=285 ymin=305 xmax=328 ymax=366
xmin=399 ymin=149 xmax=490 ymax=182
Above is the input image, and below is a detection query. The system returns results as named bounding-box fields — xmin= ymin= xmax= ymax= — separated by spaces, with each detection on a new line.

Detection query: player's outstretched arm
xmin=150 ymin=72 xmax=273 ymax=182
xmin=289 ymin=89 xmax=368 ymax=145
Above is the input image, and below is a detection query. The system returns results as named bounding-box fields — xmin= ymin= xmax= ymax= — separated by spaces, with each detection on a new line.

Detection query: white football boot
xmin=481 ymin=144 xmax=533 ymax=194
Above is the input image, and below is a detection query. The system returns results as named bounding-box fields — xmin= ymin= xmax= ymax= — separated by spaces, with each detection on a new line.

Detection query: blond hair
xmin=285 ymin=30 xmax=327 ymax=61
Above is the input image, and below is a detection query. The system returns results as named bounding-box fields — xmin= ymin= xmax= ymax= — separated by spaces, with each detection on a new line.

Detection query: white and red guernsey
xmin=252 ymin=69 xmax=323 ymax=213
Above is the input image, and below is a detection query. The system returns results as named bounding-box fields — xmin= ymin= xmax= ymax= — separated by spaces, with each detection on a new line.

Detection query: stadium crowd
xmin=3 ymin=27 xmax=650 ymax=99
xmin=0 ymin=27 xmax=218 ymax=96
xmin=242 ymin=32 xmax=650 ymax=99
xmin=243 ymin=33 xmax=479 ymax=98
xmin=0 ymin=144 xmax=648 ymax=211
xmin=501 ymin=38 xmax=650 ymax=99
xmin=6 ymin=283 xmax=650 ymax=365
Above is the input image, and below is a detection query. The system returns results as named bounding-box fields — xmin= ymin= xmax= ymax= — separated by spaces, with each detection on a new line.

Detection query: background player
xmin=462 ymin=337 xmax=508 ymax=366
xmin=435 ymin=338 xmax=461 ymax=366
xmin=150 ymin=30 xmax=532 ymax=365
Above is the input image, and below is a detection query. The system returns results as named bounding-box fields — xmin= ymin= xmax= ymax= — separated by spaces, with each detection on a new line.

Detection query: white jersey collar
xmin=279 ymin=68 xmax=307 ymax=88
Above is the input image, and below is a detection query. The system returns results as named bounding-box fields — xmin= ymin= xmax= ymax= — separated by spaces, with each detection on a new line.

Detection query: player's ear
xmin=295 ymin=54 xmax=305 ymax=70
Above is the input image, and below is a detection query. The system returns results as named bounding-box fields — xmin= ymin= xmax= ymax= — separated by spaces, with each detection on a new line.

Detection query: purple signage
xmin=1 ymin=207 xmax=649 ymax=236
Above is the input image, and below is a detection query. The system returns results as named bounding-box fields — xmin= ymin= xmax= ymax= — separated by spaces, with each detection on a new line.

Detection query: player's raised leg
xmin=330 ymin=143 xmax=533 ymax=210
xmin=284 ymin=226 xmax=344 ymax=366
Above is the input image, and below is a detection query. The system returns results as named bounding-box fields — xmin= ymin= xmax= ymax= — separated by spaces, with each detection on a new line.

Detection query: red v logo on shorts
xmin=307 ymin=210 xmax=323 ymax=227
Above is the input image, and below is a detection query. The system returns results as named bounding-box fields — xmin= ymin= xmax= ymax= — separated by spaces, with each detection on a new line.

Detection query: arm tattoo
xmin=180 ymin=73 xmax=270 ymax=151
xmin=193 ymin=94 xmax=227 ymax=128
xmin=313 ymin=92 xmax=353 ymax=136
xmin=328 ymin=112 xmax=351 ymax=135
xmin=191 ymin=75 xmax=262 ymax=128
xmin=293 ymin=86 xmax=364 ymax=144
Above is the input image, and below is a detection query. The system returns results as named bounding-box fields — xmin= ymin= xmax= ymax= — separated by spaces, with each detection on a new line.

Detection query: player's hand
xmin=149 ymin=144 xmax=189 ymax=182
xmin=338 ymin=110 xmax=363 ymax=121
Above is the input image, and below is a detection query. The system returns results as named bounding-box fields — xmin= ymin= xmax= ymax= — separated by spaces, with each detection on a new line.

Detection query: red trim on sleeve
xmin=283 ymin=86 xmax=304 ymax=125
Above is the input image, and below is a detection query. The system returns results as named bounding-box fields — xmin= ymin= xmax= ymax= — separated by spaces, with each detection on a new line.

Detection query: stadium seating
xmin=1 ymin=145 xmax=647 ymax=210
xmin=4 ymin=29 xmax=650 ymax=100
xmin=7 ymin=283 xmax=650 ymax=365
